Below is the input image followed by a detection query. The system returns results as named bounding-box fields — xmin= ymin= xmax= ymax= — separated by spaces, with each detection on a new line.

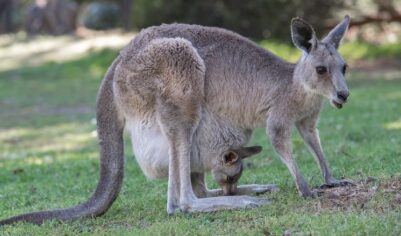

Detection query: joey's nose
xmin=337 ymin=90 xmax=349 ymax=102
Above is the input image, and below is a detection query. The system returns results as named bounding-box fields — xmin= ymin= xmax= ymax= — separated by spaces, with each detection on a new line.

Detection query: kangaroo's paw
xmin=319 ymin=178 xmax=355 ymax=189
xmin=180 ymin=196 xmax=270 ymax=213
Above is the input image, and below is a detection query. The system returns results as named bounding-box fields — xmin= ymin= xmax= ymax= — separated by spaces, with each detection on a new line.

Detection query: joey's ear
xmin=223 ymin=151 xmax=239 ymax=165
xmin=322 ymin=15 xmax=350 ymax=49
xmin=232 ymin=146 xmax=262 ymax=159
xmin=291 ymin=17 xmax=318 ymax=53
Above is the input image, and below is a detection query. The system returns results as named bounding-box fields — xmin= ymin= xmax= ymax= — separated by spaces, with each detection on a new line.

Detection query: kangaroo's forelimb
xmin=296 ymin=117 xmax=354 ymax=188
xmin=267 ymin=117 xmax=314 ymax=197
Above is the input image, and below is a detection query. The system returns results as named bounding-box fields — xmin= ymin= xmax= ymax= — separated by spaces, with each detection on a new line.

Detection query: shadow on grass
xmin=0 ymin=49 xmax=119 ymax=129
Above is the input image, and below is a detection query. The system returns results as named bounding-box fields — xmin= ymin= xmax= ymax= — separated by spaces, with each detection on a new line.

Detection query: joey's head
xmin=211 ymin=146 xmax=262 ymax=195
xmin=291 ymin=16 xmax=350 ymax=109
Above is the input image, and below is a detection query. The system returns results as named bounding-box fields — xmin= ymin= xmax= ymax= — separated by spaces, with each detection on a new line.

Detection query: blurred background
xmin=1 ymin=0 xmax=401 ymax=42
xmin=1 ymin=0 xmax=401 ymax=72
xmin=1 ymin=2 xmax=401 ymax=234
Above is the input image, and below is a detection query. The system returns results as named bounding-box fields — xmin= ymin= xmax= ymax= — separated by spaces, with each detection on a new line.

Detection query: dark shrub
xmin=82 ymin=2 xmax=119 ymax=30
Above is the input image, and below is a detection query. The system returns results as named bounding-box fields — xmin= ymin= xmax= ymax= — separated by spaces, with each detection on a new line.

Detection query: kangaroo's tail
xmin=0 ymin=56 xmax=125 ymax=225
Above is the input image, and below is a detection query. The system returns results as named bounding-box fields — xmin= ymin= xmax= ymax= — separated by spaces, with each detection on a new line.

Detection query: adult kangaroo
xmin=0 ymin=16 xmax=351 ymax=225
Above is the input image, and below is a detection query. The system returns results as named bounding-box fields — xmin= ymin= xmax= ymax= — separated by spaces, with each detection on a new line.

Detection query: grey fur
xmin=0 ymin=15 xmax=351 ymax=224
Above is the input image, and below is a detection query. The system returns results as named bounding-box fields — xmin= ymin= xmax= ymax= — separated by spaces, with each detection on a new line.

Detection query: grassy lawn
xmin=0 ymin=35 xmax=400 ymax=235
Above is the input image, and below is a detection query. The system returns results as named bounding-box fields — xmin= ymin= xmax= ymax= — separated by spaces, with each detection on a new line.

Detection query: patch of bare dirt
xmin=312 ymin=177 xmax=401 ymax=211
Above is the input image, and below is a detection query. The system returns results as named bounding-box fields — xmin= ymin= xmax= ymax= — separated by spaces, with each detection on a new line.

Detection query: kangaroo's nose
xmin=337 ymin=90 xmax=349 ymax=102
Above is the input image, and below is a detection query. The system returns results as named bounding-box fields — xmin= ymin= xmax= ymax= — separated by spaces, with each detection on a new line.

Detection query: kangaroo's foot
xmin=319 ymin=178 xmax=355 ymax=189
xmin=179 ymin=196 xmax=270 ymax=213
xmin=167 ymin=201 xmax=180 ymax=215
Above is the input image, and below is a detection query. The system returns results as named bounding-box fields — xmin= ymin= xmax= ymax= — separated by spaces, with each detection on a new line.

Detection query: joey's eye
xmin=342 ymin=64 xmax=347 ymax=75
xmin=226 ymin=176 xmax=234 ymax=184
xmin=316 ymin=66 xmax=327 ymax=75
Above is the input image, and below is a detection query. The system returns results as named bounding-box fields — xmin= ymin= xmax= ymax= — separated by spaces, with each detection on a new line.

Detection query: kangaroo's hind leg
xmin=158 ymin=84 xmax=270 ymax=213
xmin=147 ymin=37 xmax=205 ymax=214
xmin=152 ymin=38 xmax=269 ymax=213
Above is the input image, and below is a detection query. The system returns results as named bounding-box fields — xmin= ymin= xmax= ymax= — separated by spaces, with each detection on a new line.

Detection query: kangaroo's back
xmin=119 ymin=24 xmax=294 ymax=128
xmin=122 ymin=23 xmax=290 ymax=78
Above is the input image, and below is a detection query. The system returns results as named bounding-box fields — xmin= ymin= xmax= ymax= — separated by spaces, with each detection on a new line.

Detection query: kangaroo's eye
xmin=316 ymin=66 xmax=327 ymax=75
xmin=342 ymin=64 xmax=348 ymax=75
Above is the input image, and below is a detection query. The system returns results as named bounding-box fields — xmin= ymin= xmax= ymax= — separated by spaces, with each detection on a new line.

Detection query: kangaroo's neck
xmin=286 ymin=61 xmax=325 ymax=117
xmin=250 ymin=54 xmax=325 ymax=123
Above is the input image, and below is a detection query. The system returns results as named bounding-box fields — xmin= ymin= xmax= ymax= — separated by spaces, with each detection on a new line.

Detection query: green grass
xmin=0 ymin=40 xmax=401 ymax=235
xmin=261 ymin=40 xmax=401 ymax=63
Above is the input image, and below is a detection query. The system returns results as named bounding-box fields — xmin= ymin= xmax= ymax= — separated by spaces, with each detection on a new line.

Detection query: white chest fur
xmin=127 ymin=118 xmax=170 ymax=179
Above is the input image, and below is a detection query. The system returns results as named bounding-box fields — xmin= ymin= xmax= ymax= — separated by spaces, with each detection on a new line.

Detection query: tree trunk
xmin=120 ymin=0 xmax=133 ymax=31
xmin=0 ymin=0 xmax=15 ymax=33
xmin=25 ymin=0 xmax=78 ymax=35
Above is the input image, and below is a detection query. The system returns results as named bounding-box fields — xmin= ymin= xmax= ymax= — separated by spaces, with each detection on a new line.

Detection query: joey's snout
xmin=221 ymin=183 xmax=237 ymax=196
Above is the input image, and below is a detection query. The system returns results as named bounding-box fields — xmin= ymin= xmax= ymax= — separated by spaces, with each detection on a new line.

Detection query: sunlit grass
xmin=260 ymin=40 xmax=300 ymax=63
xmin=384 ymin=120 xmax=401 ymax=130
xmin=340 ymin=41 xmax=401 ymax=60
xmin=260 ymin=40 xmax=401 ymax=62
xmin=0 ymin=124 xmax=95 ymax=155
xmin=0 ymin=32 xmax=135 ymax=72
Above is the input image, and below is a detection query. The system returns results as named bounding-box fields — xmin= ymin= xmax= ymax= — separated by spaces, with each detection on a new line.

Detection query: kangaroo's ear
xmin=231 ymin=146 xmax=262 ymax=160
xmin=291 ymin=17 xmax=318 ymax=53
xmin=223 ymin=151 xmax=239 ymax=165
xmin=322 ymin=15 xmax=350 ymax=49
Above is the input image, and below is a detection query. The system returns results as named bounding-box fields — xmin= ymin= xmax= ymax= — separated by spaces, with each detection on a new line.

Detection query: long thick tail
xmin=0 ymin=56 xmax=125 ymax=225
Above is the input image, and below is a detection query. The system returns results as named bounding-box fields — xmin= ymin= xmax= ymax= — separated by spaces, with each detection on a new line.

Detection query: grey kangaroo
xmin=0 ymin=16 xmax=351 ymax=225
